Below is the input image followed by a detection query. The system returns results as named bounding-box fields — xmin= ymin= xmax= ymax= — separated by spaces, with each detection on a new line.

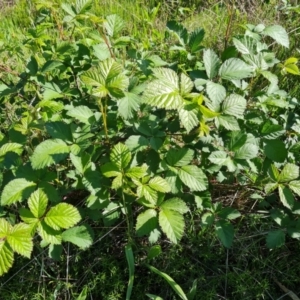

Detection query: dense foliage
xmin=0 ymin=0 xmax=300 ymax=298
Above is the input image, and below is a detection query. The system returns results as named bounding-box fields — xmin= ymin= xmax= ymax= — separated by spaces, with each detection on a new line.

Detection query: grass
xmin=1 ymin=208 xmax=299 ymax=299
xmin=1 ymin=0 xmax=300 ymax=299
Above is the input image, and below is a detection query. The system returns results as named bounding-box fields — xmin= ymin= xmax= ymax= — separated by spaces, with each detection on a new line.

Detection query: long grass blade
xmin=146 ymin=264 xmax=188 ymax=300
xmin=125 ymin=244 xmax=135 ymax=300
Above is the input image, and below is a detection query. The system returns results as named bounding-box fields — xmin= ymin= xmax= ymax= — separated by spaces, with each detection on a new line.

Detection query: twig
xmin=273 ymin=277 xmax=300 ymax=300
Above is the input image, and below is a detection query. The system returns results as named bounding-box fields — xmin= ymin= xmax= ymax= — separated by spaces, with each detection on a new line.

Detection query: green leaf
xmin=203 ymin=49 xmax=221 ymax=79
xmin=48 ymin=244 xmax=62 ymax=261
xmin=268 ymin=164 xmax=280 ymax=182
xmin=31 ymin=139 xmax=70 ymax=169
xmin=278 ymin=185 xmax=294 ymax=209
xmin=41 ymin=60 xmax=64 ymax=73
xmin=266 ymin=230 xmax=285 ymax=248
xmin=125 ymin=135 xmax=149 ymax=152
xmin=62 ymin=3 xmax=76 ymax=16
xmin=125 ymin=244 xmax=135 ymax=300
xmin=262 ymin=25 xmax=289 ymax=48
xmin=44 ymin=203 xmax=81 ymax=230
xmin=218 ymin=207 xmax=241 ymax=220
xmin=278 ymin=164 xmax=299 ymax=183
xmin=199 ymin=104 xmax=220 ymax=118
xmin=66 ymin=106 xmax=95 ymax=125
xmin=260 ymin=122 xmax=284 ymax=140
xmin=0 ymin=143 xmax=23 ymax=157
xmin=215 ymin=220 xmax=234 ymax=248
xmin=232 ymin=36 xmax=256 ymax=55
xmin=62 ymin=225 xmax=93 ymax=249
xmin=136 ymin=209 xmax=158 ymax=236
xmin=143 ymin=68 xmax=188 ymax=110
xmin=146 ymin=264 xmax=188 ymax=300
xmin=110 ymin=143 xmax=131 ymax=169
xmin=179 ymin=103 xmax=199 ymax=133
xmin=147 ymin=245 xmax=162 ymax=260
xmin=19 ymin=208 xmax=39 ymax=232
xmin=201 ymin=212 xmax=215 ymax=227
xmin=45 ymin=122 xmax=73 ymax=142
xmin=0 ymin=241 xmax=14 ymax=276
xmin=118 ymin=92 xmax=140 ymax=119
xmin=93 ymin=43 xmax=111 ymax=61
xmin=28 ymin=189 xmax=48 ymax=218
xmin=180 ymin=73 xmax=194 ymax=96
xmin=167 ymin=20 xmax=188 ymax=46
xmin=76 ymin=0 xmax=93 ymax=14
xmin=265 ymin=182 xmax=278 ymax=194
xmin=149 ymin=177 xmax=171 ymax=193
xmin=178 ymin=165 xmax=208 ymax=191
xmin=81 ymin=59 xmax=129 ymax=98
xmin=1 ymin=179 xmax=36 ymax=206
xmin=206 ymin=81 xmax=226 ymax=105
xmin=104 ymin=14 xmax=125 ymax=37
xmin=112 ymin=173 xmax=123 ymax=189
xmin=26 ymin=56 xmax=38 ymax=75
xmin=149 ymin=137 xmax=163 ymax=151
xmin=208 ymin=151 xmax=228 ymax=165
xmin=229 ymin=131 xmax=247 ymax=151
xmin=137 ymin=185 xmax=158 ymax=206
xmin=234 ymin=143 xmax=259 ymax=160
xmin=38 ymin=221 xmax=62 ymax=245
xmin=70 ymin=153 xmax=91 ymax=175
xmin=222 ymin=94 xmax=246 ymax=118
xmin=42 ymin=82 xmax=63 ymax=100
xmin=186 ymin=279 xmax=198 ymax=300
xmin=146 ymin=294 xmax=163 ymax=300
xmin=166 ymin=148 xmax=194 ymax=167
xmin=159 ymin=209 xmax=185 ymax=244
xmin=219 ymin=58 xmax=253 ymax=80
xmin=160 ymin=198 xmax=189 ymax=214
xmin=7 ymin=223 xmax=33 ymax=258
xmin=264 ymin=140 xmax=287 ymax=163
xmin=76 ymin=286 xmax=88 ymax=300
xmin=216 ymin=115 xmax=240 ymax=131
xmin=284 ymin=63 xmax=300 ymax=75
xmin=188 ymin=28 xmax=205 ymax=53
xmin=261 ymin=71 xmax=279 ymax=85
xmin=0 ymin=219 xmax=12 ymax=237
xmin=126 ymin=166 xmax=148 ymax=179
xmin=101 ymin=162 xmax=121 ymax=177
xmin=165 ymin=170 xmax=182 ymax=194
xmin=289 ymin=181 xmax=300 ymax=197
